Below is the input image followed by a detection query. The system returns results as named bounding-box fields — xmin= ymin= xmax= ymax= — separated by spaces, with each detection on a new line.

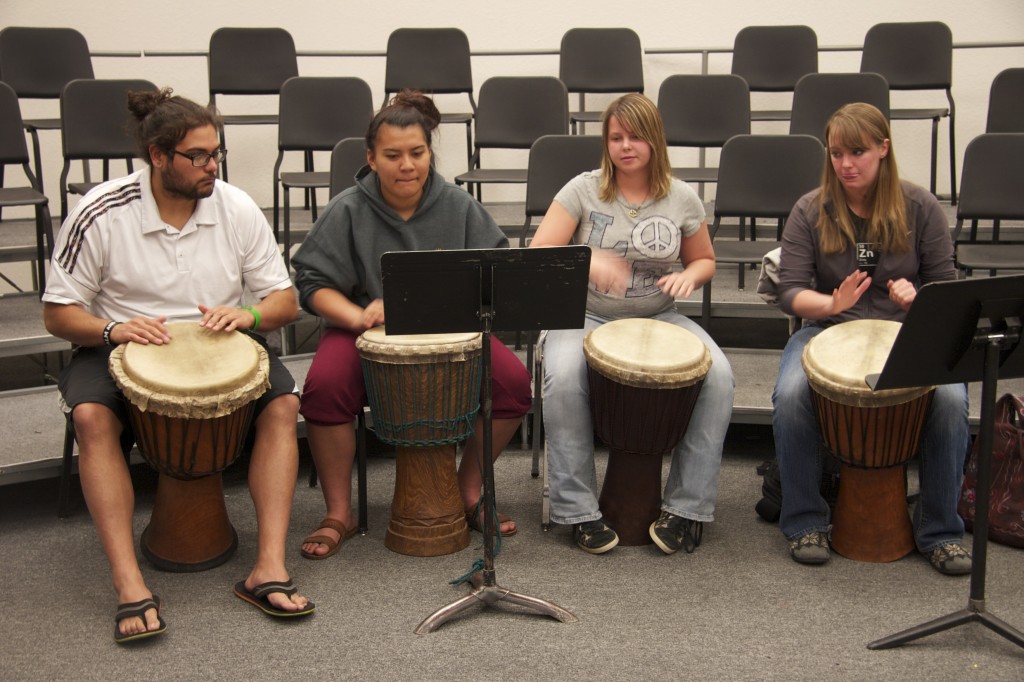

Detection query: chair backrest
xmin=524 ymin=135 xmax=604 ymax=218
xmin=860 ymin=22 xmax=952 ymax=91
xmin=714 ymin=134 xmax=825 ymax=219
xmin=789 ymin=73 xmax=890 ymax=142
xmin=278 ymin=77 xmax=373 ymax=152
xmin=383 ymin=28 xmax=474 ymax=100
xmin=60 ymin=79 xmax=158 ymax=160
xmin=330 ymin=138 xmax=367 ymax=198
xmin=208 ymin=27 xmax=298 ymax=97
xmin=957 ymin=133 xmax=1024 ymax=222
xmin=986 ymin=68 xmax=1024 ymax=134
xmin=0 ymin=26 xmax=93 ymax=99
xmin=473 ymin=77 xmax=569 ymax=149
xmin=658 ymin=74 xmax=750 ymax=147
xmin=0 ymin=82 xmax=31 ymax=166
xmin=730 ymin=25 xmax=818 ymax=92
xmin=559 ymin=28 xmax=644 ymax=95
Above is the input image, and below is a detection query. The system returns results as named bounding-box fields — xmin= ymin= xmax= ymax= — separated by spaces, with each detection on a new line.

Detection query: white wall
xmin=3 ymin=0 xmax=1023 ymax=214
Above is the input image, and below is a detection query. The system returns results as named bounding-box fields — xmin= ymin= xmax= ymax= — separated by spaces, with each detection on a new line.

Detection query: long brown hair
xmin=598 ymin=94 xmax=673 ymax=204
xmin=817 ymin=102 xmax=909 ymax=254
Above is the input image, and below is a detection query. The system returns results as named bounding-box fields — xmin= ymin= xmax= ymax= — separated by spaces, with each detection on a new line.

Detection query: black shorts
xmin=58 ymin=332 xmax=297 ymax=442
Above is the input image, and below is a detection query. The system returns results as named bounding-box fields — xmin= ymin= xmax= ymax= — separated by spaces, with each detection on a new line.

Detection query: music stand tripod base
xmin=381 ymin=247 xmax=591 ymax=635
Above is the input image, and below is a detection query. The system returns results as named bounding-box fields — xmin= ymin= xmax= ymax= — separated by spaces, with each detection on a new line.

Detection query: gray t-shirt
xmin=553 ymin=170 xmax=706 ymax=319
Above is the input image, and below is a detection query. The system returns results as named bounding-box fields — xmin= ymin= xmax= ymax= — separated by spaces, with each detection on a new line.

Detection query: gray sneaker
xmin=649 ymin=511 xmax=703 ymax=555
xmin=927 ymin=542 xmax=972 ymax=575
xmin=573 ymin=520 xmax=619 ymax=554
xmin=789 ymin=531 xmax=830 ymax=565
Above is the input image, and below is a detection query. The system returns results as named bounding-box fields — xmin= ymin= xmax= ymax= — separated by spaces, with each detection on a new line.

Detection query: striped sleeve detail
xmin=57 ymin=182 xmax=143 ymax=274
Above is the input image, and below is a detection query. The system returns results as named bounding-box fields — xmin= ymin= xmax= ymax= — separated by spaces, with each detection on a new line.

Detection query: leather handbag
xmin=958 ymin=393 xmax=1024 ymax=549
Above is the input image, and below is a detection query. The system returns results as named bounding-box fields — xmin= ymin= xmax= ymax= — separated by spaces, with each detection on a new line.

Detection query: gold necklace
xmin=619 ymin=191 xmax=651 ymax=218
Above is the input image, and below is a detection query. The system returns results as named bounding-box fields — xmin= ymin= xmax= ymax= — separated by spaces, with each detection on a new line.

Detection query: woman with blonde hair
xmin=772 ymin=102 xmax=971 ymax=574
xmin=530 ymin=93 xmax=734 ymax=555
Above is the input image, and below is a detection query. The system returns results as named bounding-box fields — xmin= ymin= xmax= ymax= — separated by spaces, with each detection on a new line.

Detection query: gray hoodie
xmin=292 ymin=166 xmax=508 ymax=315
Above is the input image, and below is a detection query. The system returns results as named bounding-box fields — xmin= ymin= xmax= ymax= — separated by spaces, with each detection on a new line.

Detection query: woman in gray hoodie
xmin=291 ymin=91 xmax=531 ymax=559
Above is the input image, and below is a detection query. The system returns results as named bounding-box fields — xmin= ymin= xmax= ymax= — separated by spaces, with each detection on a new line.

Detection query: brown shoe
xmin=300 ymin=518 xmax=357 ymax=560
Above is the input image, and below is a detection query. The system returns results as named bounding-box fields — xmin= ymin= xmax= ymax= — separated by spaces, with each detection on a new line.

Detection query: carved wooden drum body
xmin=357 ymin=327 xmax=482 ymax=557
xmin=109 ymin=322 xmax=269 ymax=571
xmin=584 ymin=318 xmax=711 ymax=545
xmin=802 ymin=319 xmax=933 ymax=562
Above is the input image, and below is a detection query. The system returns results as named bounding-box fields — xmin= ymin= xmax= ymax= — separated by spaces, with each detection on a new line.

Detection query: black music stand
xmin=864 ymin=274 xmax=1024 ymax=651
xmin=381 ymin=245 xmax=591 ymax=634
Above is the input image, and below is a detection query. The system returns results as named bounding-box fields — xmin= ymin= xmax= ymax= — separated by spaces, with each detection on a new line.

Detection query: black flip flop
xmin=233 ymin=580 xmax=315 ymax=618
xmin=114 ymin=595 xmax=167 ymax=643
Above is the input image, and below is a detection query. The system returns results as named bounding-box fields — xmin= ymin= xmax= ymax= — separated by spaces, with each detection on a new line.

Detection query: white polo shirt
xmin=43 ymin=167 xmax=291 ymax=322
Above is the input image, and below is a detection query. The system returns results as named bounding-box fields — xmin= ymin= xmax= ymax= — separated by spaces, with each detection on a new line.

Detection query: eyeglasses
xmin=169 ymin=148 xmax=228 ymax=167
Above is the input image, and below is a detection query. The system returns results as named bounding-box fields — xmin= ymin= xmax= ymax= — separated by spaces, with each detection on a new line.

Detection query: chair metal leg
xmin=57 ymin=416 xmax=76 ymax=518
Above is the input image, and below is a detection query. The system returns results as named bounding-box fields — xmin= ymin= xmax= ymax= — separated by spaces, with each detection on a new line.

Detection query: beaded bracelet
xmin=240 ymin=305 xmax=261 ymax=331
xmin=102 ymin=320 xmax=122 ymax=346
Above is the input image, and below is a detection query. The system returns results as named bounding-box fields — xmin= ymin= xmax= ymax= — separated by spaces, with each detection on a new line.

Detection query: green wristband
xmin=241 ymin=305 xmax=261 ymax=331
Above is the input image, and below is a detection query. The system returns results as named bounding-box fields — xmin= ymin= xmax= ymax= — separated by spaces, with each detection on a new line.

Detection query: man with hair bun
xmin=43 ymin=87 xmax=314 ymax=643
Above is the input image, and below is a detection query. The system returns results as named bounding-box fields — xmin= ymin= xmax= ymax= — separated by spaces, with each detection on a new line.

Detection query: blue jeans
xmin=772 ymin=325 xmax=969 ymax=551
xmin=543 ymin=310 xmax=735 ymax=526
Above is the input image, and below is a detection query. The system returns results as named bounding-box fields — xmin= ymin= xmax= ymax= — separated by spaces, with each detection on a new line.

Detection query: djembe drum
xmin=109 ymin=322 xmax=269 ymax=572
xmin=356 ymin=327 xmax=483 ymax=557
xmin=584 ymin=318 xmax=711 ymax=545
xmin=802 ymin=319 xmax=934 ymax=562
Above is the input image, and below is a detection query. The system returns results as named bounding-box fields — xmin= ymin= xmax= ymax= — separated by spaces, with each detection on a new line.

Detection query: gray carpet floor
xmin=2 ymin=431 xmax=1022 ymax=681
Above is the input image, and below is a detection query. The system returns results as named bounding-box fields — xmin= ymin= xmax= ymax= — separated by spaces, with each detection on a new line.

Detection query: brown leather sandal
xmin=300 ymin=518 xmax=358 ymax=560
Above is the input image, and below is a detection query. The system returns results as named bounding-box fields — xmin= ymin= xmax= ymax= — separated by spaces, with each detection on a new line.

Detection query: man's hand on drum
xmin=830 ymin=269 xmax=872 ymax=315
xmin=198 ymin=304 xmax=254 ymax=333
xmin=657 ymin=270 xmax=699 ymax=300
xmin=111 ymin=316 xmax=171 ymax=345
xmin=590 ymin=249 xmax=630 ymax=296
xmin=359 ymin=299 xmax=385 ymax=330
xmin=886 ymin=278 xmax=917 ymax=311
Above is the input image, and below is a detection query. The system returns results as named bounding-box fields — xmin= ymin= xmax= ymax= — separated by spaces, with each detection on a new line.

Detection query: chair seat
xmin=280 ymin=171 xmax=329 ymax=190
xmin=22 ymin=118 xmax=62 ymax=132
xmin=750 ymin=110 xmax=793 ymax=122
xmin=671 ymin=168 xmax=719 ymax=183
xmin=220 ymin=114 xmax=279 ymax=126
xmin=713 ymin=240 xmax=780 ymax=265
xmin=0 ymin=187 xmax=49 ymax=207
xmin=890 ymin=107 xmax=949 ymax=121
xmin=956 ymin=244 xmax=1024 ymax=271
xmin=454 ymin=169 xmax=528 ymax=185
xmin=570 ymin=111 xmax=603 ymax=123
xmin=67 ymin=181 xmax=101 ymax=197
xmin=440 ymin=113 xmax=472 ymax=125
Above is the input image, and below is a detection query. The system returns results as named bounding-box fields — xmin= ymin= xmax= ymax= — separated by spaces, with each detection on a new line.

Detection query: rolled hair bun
xmin=127 ymin=86 xmax=175 ymax=122
xmin=388 ymin=89 xmax=441 ymax=132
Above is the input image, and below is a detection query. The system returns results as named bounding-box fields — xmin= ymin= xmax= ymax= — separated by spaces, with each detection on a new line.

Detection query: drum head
xmin=356 ymin=326 xmax=481 ymax=364
xmin=802 ymin=319 xmax=932 ymax=407
xmin=583 ymin=318 xmax=711 ymax=389
xmin=109 ymin=322 xmax=270 ymax=418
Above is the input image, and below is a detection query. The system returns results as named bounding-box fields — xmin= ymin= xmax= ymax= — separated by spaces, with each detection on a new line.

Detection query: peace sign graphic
xmin=631 ymin=217 xmax=679 ymax=260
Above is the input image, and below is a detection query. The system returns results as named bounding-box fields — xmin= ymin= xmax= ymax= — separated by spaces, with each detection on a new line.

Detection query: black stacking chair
xmin=0 ymin=26 xmax=94 ymax=195
xmin=951 ymin=133 xmax=1024 ymax=277
xmin=730 ymin=25 xmax=818 ymax=123
xmin=329 ymin=138 xmax=367 ymax=199
xmin=273 ymin=77 xmax=373 ymax=271
xmin=0 ymin=81 xmax=54 ymax=294
xmin=207 ymin=27 xmax=297 ymax=183
xmin=701 ymin=134 xmax=825 ymax=329
xmin=789 ymin=72 xmax=891 ymax=143
xmin=986 ymin=68 xmax=1024 ymax=134
xmin=58 ymin=78 xmax=157 ymax=221
xmin=860 ymin=21 xmax=956 ymax=203
xmin=559 ymin=28 xmax=645 ymax=134
xmin=657 ymin=74 xmax=750 ymax=197
xmin=383 ymin=28 xmax=476 ymax=171
xmin=454 ymin=77 xmax=569 ymax=202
